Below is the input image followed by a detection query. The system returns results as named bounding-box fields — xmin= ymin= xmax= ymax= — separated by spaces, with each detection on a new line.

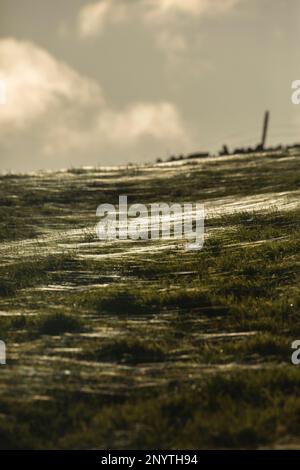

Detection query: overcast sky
xmin=0 ymin=0 xmax=300 ymax=172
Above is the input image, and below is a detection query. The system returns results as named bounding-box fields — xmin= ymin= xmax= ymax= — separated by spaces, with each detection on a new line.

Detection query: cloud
xmin=77 ymin=0 xmax=243 ymax=38
xmin=145 ymin=0 xmax=242 ymax=20
xmin=77 ymin=0 xmax=128 ymax=38
xmin=0 ymin=38 xmax=103 ymax=128
xmin=145 ymin=0 xmax=207 ymax=18
xmin=98 ymin=102 xmax=186 ymax=143
xmin=42 ymin=102 xmax=187 ymax=156
xmin=0 ymin=38 xmax=188 ymax=167
xmin=78 ymin=1 xmax=112 ymax=38
xmin=75 ymin=0 xmax=243 ymax=78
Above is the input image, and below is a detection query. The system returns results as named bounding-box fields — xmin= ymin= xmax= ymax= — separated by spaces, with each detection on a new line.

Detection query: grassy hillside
xmin=0 ymin=150 xmax=300 ymax=449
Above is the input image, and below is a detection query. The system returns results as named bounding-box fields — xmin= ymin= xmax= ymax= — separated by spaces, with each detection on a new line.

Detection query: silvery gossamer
xmin=96 ymin=195 xmax=205 ymax=251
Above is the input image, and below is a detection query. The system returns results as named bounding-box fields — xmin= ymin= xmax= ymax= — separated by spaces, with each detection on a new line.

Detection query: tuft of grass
xmin=77 ymin=287 xmax=215 ymax=315
xmin=235 ymin=333 xmax=291 ymax=359
xmin=78 ymin=289 xmax=157 ymax=315
xmin=0 ymin=280 xmax=16 ymax=297
xmin=37 ymin=313 xmax=83 ymax=336
xmin=82 ymin=337 xmax=167 ymax=364
xmin=190 ymin=333 xmax=293 ymax=365
xmin=0 ymin=255 xmax=76 ymax=298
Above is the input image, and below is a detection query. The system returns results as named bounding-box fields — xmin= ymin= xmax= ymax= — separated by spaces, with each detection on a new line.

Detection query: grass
xmin=0 ymin=151 xmax=299 ymax=449
xmin=37 ymin=313 xmax=83 ymax=336
xmin=0 ymin=255 xmax=80 ymax=297
xmin=81 ymin=337 xmax=167 ymax=364
xmin=0 ymin=368 xmax=300 ymax=449
xmin=76 ymin=287 xmax=215 ymax=315
xmin=192 ymin=333 xmax=293 ymax=364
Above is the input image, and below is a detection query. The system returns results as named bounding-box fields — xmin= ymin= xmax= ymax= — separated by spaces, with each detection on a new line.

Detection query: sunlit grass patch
xmin=189 ymin=331 xmax=293 ymax=365
xmin=0 ymin=254 xmax=78 ymax=297
xmin=0 ymin=152 xmax=300 ymax=449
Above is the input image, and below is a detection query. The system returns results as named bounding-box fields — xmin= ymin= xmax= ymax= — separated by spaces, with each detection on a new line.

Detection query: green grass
xmin=0 ymin=151 xmax=300 ymax=449
xmin=0 ymin=255 xmax=79 ymax=297
xmin=1 ymin=368 xmax=300 ymax=449
xmin=37 ymin=313 xmax=83 ymax=336
xmin=81 ymin=337 xmax=167 ymax=364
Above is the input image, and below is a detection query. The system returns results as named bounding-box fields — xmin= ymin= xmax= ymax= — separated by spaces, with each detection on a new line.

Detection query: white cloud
xmin=98 ymin=102 xmax=186 ymax=143
xmin=77 ymin=0 xmax=243 ymax=38
xmin=145 ymin=0 xmax=206 ymax=18
xmin=0 ymin=38 xmax=188 ymax=166
xmin=42 ymin=102 xmax=187 ymax=156
xmin=0 ymin=38 xmax=103 ymax=128
xmin=145 ymin=0 xmax=242 ymax=20
xmin=75 ymin=0 xmax=243 ymax=76
xmin=78 ymin=1 xmax=111 ymax=38
xmin=77 ymin=0 xmax=128 ymax=38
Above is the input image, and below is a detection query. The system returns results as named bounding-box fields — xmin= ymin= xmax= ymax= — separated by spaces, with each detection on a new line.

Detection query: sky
xmin=0 ymin=0 xmax=300 ymax=172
